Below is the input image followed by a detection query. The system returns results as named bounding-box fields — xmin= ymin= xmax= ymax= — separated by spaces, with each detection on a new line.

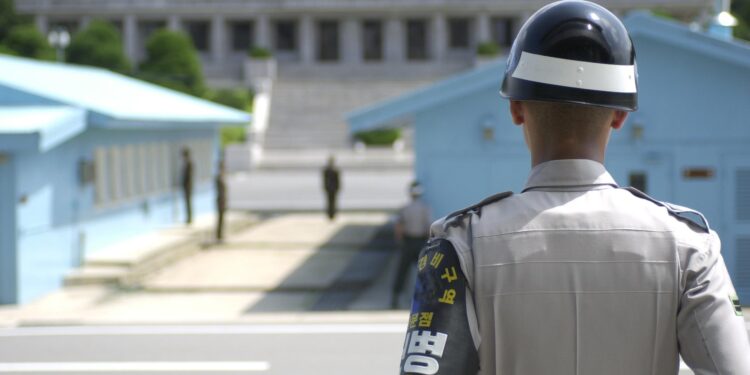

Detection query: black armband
xmin=399 ymin=239 xmax=479 ymax=375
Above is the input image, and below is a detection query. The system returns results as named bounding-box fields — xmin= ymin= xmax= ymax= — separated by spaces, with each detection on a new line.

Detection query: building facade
xmin=16 ymin=0 xmax=711 ymax=83
xmin=348 ymin=12 xmax=750 ymax=303
xmin=0 ymin=55 xmax=250 ymax=304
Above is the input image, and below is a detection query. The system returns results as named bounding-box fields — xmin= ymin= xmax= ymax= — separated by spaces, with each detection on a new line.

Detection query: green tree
xmin=66 ymin=19 xmax=131 ymax=73
xmin=0 ymin=0 xmax=28 ymax=42
xmin=2 ymin=24 xmax=54 ymax=60
xmin=732 ymin=1 xmax=750 ymax=41
xmin=138 ymin=29 xmax=205 ymax=96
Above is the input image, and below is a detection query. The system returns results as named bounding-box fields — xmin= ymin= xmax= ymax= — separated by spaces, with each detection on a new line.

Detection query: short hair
xmin=524 ymin=101 xmax=614 ymax=139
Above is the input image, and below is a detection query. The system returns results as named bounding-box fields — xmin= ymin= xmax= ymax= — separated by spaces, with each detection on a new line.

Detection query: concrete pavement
xmin=1 ymin=212 xmax=404 ymax=326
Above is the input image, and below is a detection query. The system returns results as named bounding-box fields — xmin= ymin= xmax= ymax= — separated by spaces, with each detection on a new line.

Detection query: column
xmin=256 ymin=14 xmax=270 ymax=49
xmin=476 ymin=13 xmax=490 ymax=44
xmin=167 ymin=15 xmax=181 ymax=31
xmin=342 ymin=18 xmax=361 ymax=64
xmin=211 ymin=14 xmax=226 ymax=63
xmin=124 ymin=14 xmax=138 ymax=62
xmin=300 ymin=15 xmax=314 ymax=64
xmin=431 ymin=13 xmax=446 ymax=61
xmin=385 ymin=18 xmax=403 ymax=62
xmin=35 ymin=14 xmax=49 ymax=35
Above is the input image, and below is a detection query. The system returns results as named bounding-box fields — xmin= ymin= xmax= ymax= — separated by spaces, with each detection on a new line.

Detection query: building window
xmin=230 ymin=21 xmax=254 ymax=52
xmin=94 ymin=148 xmax=109 ymax=205
xmin=184 ymin=20 xmax=210 ymax=52
xmin=406 ymin=19 xmax=428 ymax=61
xmin=107 ymin=146 xmax=122 ymax=203
xmin=92 ymin=140 xmax=213 ymax=209
xmin=122 ymin=145 xmax=136 ymax=199
xmin=274 ymin=20 xmax=297 ymax=51
xmin=629 ymin=172 xmax=647 ymax=193
xmin=448 ymin=18 xmax=471 ymax=49
xmin=317 ymin=20 xmax=340 ymax=62
xmin=362 ymin=20 xmax=383 ymax=61
xmin=135 ymin=144 xmax=148 ymax=196
xmin=158 ymin=143 xmax=170 ymax=191
xmin=491 ymin=17 xmax=515 ymax=48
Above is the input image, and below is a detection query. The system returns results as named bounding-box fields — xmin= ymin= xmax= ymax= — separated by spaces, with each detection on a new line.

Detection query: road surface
xmin=0 ymin=324 xmax=404 ymax=375
xmin=0 ymin=322 xmax=716 ymax=374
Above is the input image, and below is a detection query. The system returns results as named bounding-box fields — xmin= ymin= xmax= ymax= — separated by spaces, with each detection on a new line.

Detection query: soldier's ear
xmin=510 ymin=100 xmax=525 ymax=125
xmin=611 ymin=110 xmax=628 ymax=130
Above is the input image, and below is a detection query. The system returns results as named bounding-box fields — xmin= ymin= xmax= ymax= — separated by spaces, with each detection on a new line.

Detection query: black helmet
xmin=500 ymin=0 xmax=638 ymax=111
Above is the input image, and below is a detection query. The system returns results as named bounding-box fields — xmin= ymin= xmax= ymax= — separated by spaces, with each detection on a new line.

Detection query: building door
xmin=0 ymin=154 xmax=16 ymax=304
xmin=723 ymin=156 xmax=750 ymax=304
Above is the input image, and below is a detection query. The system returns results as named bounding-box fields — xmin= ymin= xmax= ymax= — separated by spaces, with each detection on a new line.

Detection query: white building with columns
xmin=16 ymin=0 xmax=712 ymax=84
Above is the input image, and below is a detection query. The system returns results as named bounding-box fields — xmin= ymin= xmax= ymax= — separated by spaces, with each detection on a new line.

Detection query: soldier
xmin=399 ymin=1 xmax=750 ymax=374
xmin=180 ymin=147 xmax=194 ymax=225
xmin=391 ymin=182 xmax=432 ymax=309
xmin=322 ymin=156 xmax=341 ymax=221
xmin=215 ymin=158 xmax=227 ymax=242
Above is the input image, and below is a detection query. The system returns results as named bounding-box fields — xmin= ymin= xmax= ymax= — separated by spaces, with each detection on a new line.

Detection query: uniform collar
xmin=523 ymin=159 xmax=618 ymax=192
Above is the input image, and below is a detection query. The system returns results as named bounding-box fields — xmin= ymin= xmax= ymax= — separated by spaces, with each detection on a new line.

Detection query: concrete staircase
xmin=63 ymin=213 xmax=257 ymax=288
xmin=263 ymin=78 xmax=435 ymax=150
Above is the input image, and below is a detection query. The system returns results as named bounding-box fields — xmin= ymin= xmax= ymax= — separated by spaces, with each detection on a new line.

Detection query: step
xmin=64 ymin=265 xmax=129 ymax=287
xmin=63 ymin=213 xmax=258 ymax=288
xmin=264 ymin=77 xmax=439 ymax=149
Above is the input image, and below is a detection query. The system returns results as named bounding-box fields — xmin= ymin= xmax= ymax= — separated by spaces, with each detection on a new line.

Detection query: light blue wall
xmin=0 ymin=156 xmax=17 ymax=304
xmin=414 ymin=83 xmax=529 ymax=218
xmin=12 ymin=127 xmax=219 ymax=303
xmin=411 ymin=34 xmax=750 ymax=302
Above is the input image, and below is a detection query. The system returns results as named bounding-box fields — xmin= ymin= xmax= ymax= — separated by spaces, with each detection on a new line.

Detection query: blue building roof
xmin=0 ymin=54 xmax=251 ymax=127
xmin=348 ymin=12 xmax=750 ymax=133
xmin=0 ymin=106 xmax=85 ymax=152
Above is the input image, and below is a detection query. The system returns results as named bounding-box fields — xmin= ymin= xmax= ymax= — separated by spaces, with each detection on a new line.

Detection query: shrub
xmin=66 ymin=19 xmax=131 ymax=73
xmin=651 ymin=8 xmax=677 ymax=21
xmin=0 ymin=44 xmax=17 ymax=56
xmin=355 ymin=128 xmax=401 ymax=146
xmin=206 ymin=88 xmax=253 ymax=111
xmin=2 ymin=24 xmax=54 ymax=60
xmin=476 ymin=41 xmax=501 ymax=57
xmin=220 ymin=126 xmax=247 ymax=147
xmin=138 ymin=29 xmax=205 ymax=96
xmin=248 ymin=46 xmax=271 ymax=59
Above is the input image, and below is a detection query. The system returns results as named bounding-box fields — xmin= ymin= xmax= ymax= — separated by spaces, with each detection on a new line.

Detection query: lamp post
xmin=47 ymin=28 xmax=70 ymax=63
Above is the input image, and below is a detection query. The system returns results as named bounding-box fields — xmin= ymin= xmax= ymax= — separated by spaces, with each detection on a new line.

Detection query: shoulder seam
xmin=621 ymin=187 xmax=710 ymax=233
xmin=443 ymin=191 xmax=513 ymax=229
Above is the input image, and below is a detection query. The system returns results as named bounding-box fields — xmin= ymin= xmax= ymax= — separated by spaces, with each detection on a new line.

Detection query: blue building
xmin=0 ymin=55 xmax=250 ymax=304
xmin=349 ymin=13 xmax=750 ymax=303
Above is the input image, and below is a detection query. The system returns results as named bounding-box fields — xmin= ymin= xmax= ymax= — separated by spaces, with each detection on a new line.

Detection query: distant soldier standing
xmin=215 ymin=158 xmax=227 ymax=242
xmin=391 ymin=182 xmax=431 ymax=309
xmin=181 ymin=147 xmax=194 ymax=225
xmin=322 ymin=156 xmax=341 ymax=220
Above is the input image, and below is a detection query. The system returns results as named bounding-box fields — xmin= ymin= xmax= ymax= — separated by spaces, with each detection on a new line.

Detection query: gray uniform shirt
xmin=432 ymin=159 xmax=750 ymax=375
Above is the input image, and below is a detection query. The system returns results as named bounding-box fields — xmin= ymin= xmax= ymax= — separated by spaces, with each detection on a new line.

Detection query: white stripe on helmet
xmin=512 ymin=51 xmax=636 ymax=93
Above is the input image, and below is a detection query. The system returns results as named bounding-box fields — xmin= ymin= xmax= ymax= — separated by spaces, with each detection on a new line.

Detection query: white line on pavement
xmin=0 ymin=361 xmax=270 ymax=372
xmin=0 ymin=324 xmax=406 ymax=337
